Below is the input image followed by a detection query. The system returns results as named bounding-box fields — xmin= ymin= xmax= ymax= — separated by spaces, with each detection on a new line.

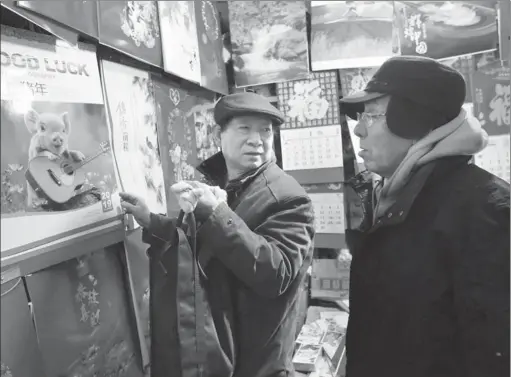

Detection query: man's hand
xmin=170 ymin=181 xmax=205 ymax=213
xmin=185 ymin=181 xmax=227 ymax=221
xmin=119 ymin=192 xmax=151 ymax=228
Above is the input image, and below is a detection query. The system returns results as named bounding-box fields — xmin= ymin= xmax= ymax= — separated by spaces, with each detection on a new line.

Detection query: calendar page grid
xmin=280 ymin=125 xmax=343 ymax=171
xmin=309 ymin=192 xmax=345 ymax=234
xmin=474 ymin=134 xmax=510 ymax=183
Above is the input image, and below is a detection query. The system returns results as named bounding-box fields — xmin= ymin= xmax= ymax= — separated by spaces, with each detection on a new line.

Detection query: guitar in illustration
xmin=25 ymin=141 xmax=111 ymax=204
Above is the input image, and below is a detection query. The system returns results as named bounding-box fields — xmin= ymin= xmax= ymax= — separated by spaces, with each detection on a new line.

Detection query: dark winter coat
xmin=146 ymin=153 xmax=315 ymax=377
xmin=345 ymin=156 xmax=510 ymax=377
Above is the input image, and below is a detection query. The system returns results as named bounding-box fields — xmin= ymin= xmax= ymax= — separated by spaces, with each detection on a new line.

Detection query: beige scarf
xmin=374 ymin=108 xmax=489 ymax=220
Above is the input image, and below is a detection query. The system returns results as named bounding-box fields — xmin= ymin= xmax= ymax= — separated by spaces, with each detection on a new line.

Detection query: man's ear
xmin=24 ymin=108 xmax=40 ymax=134
xmin=61 ymin=112 xmax=70 ymax=133
xmin=212 ymin=124 xmax=222 ymax=149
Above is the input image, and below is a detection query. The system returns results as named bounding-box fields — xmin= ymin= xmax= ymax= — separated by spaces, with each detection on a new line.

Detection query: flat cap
xmin=214 ymin=92 xmax=285 ymax=127
xmin=340 ymin=56 xmax=466 ymax=139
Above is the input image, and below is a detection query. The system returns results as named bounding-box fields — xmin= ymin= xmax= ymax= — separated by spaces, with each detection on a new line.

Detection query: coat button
xmin=399 ymin=211 xmax=404 ymax=216
xmin=387 ymin=213 xmax=393 ymax=218
xmin=227 ymin=219 xmax=233 ymax=225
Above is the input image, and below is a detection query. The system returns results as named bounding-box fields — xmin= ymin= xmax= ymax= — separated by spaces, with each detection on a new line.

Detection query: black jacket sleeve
xmin=142 ymin=213 xmax=179 ymax=245
xmin=452 ymin=182 xmax=510 ymax=377
xmin=196 ymin=196 xmax=315 ymax=298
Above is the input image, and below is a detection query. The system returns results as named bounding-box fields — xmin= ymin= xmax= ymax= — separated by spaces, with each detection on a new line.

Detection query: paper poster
xmin=440 ymin=54 xmax=476 ymax=103
xmin=0 ymin=26 xmax=121 ymax=257
xmin=17 ymin=0 xmax=99 ymax=38
xmin=196 ymin=0 xmax=229 ymax=94
xmin=101 ymin=60 xmax=167 ymax=226
xmin=123 ymin=229 xmax=150 ymax=369
xmin=25 ymin=248 xmax=144 ymax=377
xmin=1 ymin=277 xmax=45 ymax=377
xmin=194 ymin=107 xmax=221 ymax=165
xmin=311 ymin=1 xmax=396 ymax=70
xmin=152 ymin=75 xmax=216 ymax=215
xmin=395 ymin=1 xmax=498 ymax=60
xmin=277 ymin=71 xmax=343 ymax=183
xmin=309 ymin=192 xmax=345 ymax=234
xmin=159 ymin=1 xmax=201 ymax=84
xmin=304 ymin=183 xmax=345 ymax=234
xmin=498 ymin=0 xmax=510 ymax=61
xmin=472 ymin=66 xmax=510 ymax=182
xmin=277 ymin=71 xmax=341 ymax=129
xmin=98 ymin=1 xmax=162 ymax=67
xmin=1 ymin=0 xmax=78 ymax=44
xmin=281 ymin=125 xmax=343 ymax=171
xmin=228 ymin=1 xmax=309 ymax=87
xmin=339 ymin=66 xmax=379 ymax=97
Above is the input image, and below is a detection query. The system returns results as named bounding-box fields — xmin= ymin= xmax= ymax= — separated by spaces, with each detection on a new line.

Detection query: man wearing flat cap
xmin=120 ymin=92 xmax=315 ymax=377
xmin=341 ymin=56 xmax=510 ymax=377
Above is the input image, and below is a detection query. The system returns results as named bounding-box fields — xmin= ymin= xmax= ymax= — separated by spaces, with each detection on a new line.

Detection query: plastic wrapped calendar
xmin=472 ymin=66 xmax=510 ymax=183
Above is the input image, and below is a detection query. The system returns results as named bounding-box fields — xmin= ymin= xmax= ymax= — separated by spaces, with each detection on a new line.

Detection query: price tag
xmin=101 ymin=191 xmax=114 ymax=213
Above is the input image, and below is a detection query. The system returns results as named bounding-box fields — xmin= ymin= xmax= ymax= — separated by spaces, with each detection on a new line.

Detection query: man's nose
xmin=246 ymin=130 xmax=263 ymax=145
xmin=353 ymin=121 xmax=366 ymax=138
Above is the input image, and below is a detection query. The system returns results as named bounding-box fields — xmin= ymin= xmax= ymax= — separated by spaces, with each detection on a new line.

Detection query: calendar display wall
xmin=277 ymin=71 xmax=344 ymax=184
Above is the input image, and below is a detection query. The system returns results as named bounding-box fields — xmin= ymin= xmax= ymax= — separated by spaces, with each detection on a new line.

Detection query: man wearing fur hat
xmin=340 ymin=56 xmax=509 ymax=377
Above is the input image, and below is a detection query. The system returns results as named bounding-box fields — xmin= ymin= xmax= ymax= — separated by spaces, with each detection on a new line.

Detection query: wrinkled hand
xmin=185 ymin=181 xmax=227 ymax=220
xmin=119 ymin=192 xmax=151 ymax=228
xmin=170 ymin=181 xmax=205 ymax=214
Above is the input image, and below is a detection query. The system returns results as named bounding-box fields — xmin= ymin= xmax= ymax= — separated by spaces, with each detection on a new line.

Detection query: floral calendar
xmin=277 ymin=71 xmax=344 ymax=183
xmin=101 ymin=60 xmax=167 ymax=227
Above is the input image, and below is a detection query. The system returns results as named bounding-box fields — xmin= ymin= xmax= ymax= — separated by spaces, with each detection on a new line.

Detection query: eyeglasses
xmin=356 ymin=112 xmax=386 ymax=127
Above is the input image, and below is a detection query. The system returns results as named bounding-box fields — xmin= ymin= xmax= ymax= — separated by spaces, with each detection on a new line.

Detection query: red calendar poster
xmin=1 ymin=276 xmax=45 ymax=377
xmin=152 ymin=75 xmax=216 ymax=215
xmin=98 ymin=1 xmax=163 ymax=67
xmin=25 ymin=248 xmax=144 ymax=377
xmin=472 ymin=65 xmax=510 ymax=183
xmin=277 ymin=71 xmax=343 ymax=184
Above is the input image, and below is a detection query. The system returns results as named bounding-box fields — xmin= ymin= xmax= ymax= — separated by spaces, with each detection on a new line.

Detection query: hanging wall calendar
xmin=472 ymin=65 xmax=510 ymax=183
xmin=277 ymin=71 xmax=344 ymax=184
xmin=101 ymin=60 xmax=167 ymax=228
xmin=98 ymin=1 xmax=163 ymax=67
xmin=1 ymin=26 xmax=121 ymax=258
xmin=303 ymin=183 xmax=346 ymax=248
xmin=152 ymin=75 xmax=216 ymax=216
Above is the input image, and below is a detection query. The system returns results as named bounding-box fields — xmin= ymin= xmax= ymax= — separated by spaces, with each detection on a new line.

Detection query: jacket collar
xmin=196 ymin=152 xmax=273 ymax=190
xmin=364 ymin=156 xmax=471 ymax=232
